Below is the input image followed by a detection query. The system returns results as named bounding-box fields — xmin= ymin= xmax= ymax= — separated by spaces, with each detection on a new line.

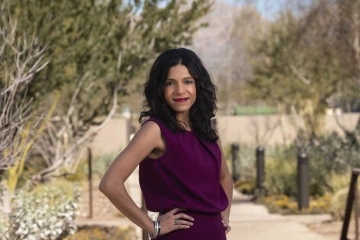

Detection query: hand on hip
xmin=157 ymin=208 xmax=194 ymax=236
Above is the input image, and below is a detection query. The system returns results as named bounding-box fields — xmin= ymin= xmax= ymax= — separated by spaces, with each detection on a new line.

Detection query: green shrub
xmin=229 ymin=137 xmax=358 ymax=200
xmin=230 ymin=144 xmax=298 ymax=197
xmin=329 ymin=187 xmax=360 ymax=220
xmin=329 ymin=171 xmax=351 ymax=193
xmin=330 ymin=188 xmax=347 ymax=220
xmin=32 ymin=178 xmax=77 ymax=199
xmin=294 ymin=127 xmax=360 ymax=196
xmin=64 ymin=159 xmax=88 ymax=182
xmin=223 ymin=144 xmax=257 ymax=187
xmin=265 ymin=156 xmax=297 ymax=197
xmin=92 ymin=151 xmax=120 ymax=177
xmin=64 ymin=150 xmax=121 ymax=182
xmin=0 ymin=179 xmax=81 ymax=240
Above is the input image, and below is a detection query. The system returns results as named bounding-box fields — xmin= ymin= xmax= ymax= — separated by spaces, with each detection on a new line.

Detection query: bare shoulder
xmin=140 ymin=120 xmax=160 ymax=131
xmin=139 ymin=120 xmax=161 ymax=137
xmin=99 ymin=120 xmax=163 ymax=184
xmin=134 ymin=120 xmax=163 ymax=148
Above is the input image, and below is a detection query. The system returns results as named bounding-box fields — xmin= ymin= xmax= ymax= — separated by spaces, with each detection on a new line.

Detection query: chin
xmin=172 ymin=107 xmax=190 ymax=113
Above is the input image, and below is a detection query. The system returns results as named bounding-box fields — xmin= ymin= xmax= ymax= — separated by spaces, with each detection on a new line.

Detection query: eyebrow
xmin=166 ymin=77 xmax=194 ymax=81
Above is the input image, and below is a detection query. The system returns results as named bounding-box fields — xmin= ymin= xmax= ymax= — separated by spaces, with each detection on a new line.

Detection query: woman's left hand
xmin=221 ymin=214 xmax=231 ymax=234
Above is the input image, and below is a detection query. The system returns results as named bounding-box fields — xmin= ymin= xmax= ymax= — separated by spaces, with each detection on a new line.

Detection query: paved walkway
xmin=227 ymin=190 xmax=332 ymax=240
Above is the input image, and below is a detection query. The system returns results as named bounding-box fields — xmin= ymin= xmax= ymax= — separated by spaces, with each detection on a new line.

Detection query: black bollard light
xmin=231 ymin=143 xmax=240 ymax=182
xmin=256 ymin=146 xmax=265 ymax=195
xmin=297 ymin=152 xmax=309 ymax=211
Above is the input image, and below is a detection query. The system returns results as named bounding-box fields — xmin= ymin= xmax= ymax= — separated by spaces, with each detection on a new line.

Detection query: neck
xmin=176 ymin=112 xmax=190 ymax=130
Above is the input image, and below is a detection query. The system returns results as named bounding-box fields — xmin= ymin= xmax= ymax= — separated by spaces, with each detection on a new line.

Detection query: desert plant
xmin=0 ymin=0 xmax=49 ymax=171
xmin=229 ymin=144 xmax=257 ymax=184
xmin=265 ymin=156 xmax=297 ymax=197
xmin=329 ymin=172 xmax=351 ymax=193
xmin=6 ymin=95 xmax=59 ymax=192
xmin=92 ymin=151 xmax=121 ymax=178
xmin=294 ymin=127 xmax=360 ymax=196
xmin=0 ymin=179 xmax=81 ymax=240
xmin=330 ymin=188 xmax=350 ymax=220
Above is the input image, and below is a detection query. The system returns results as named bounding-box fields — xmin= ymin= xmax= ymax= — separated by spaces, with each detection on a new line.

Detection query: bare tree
xmin=221 ymin=5 xmax=267 ymax=114
xmin=31 ymin=78 xmax=120 ymax=183
xmin=0 ymin=1 xmax=48 ymax=171
xmin=248 ymin=114 xmax=281 ymax=146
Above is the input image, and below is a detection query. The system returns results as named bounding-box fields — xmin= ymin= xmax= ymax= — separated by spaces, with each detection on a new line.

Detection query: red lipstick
xmin=173 ymin=98 xmax=189 ymax=102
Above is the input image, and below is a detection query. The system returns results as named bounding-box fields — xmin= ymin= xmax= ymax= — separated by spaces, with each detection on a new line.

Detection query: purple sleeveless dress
xmin=139 ymin=117 xmax=229 ymax=239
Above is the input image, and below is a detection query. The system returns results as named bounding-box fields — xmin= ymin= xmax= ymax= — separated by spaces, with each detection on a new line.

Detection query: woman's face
xmin=163 ymin=64 xmax=196 ymax=115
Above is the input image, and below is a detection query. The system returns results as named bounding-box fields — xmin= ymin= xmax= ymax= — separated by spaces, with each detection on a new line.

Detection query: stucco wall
xmin=217 ymin=113 xmax=359 ymax=146
xmin=90 ymin=113 xmax=360 ymax=156
xmin=90 ymin=117 xmax=131 ymax=157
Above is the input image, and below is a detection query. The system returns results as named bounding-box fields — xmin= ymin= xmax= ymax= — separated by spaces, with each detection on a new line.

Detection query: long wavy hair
xmin=139 ymin=48 xmax=218 ymax=142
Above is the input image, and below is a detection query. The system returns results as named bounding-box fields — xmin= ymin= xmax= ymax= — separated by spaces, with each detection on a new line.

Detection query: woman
xmin=99 ymin=48 xmax=233 ymax=239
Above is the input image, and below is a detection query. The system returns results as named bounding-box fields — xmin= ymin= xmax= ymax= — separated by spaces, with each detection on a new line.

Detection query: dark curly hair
xmin=139 ymin=48 xmax=218 ymax=142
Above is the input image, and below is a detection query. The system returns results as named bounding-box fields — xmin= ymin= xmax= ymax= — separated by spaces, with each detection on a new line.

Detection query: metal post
xmin=355 ymin=184 xmax=359 ymax=240
xmin=87 ymin=147 xmax=93 ymax=219
xmin=231 ymin=143 xmax=239 ymax=182
xmin=297 ymin=152 xmax=309 ymax=211
xmin=256 ymin=146 xmax=265 ymax=195
xmin=142 ymin=194 xmax=148 ymax=240
xmin=341 ymin=170 xmax=360 ymax=240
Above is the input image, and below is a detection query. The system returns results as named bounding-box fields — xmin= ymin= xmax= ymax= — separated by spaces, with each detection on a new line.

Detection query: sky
xmin=142 ymin=0 xmax=287 ymax=20
xmin=222 ymin=0 xmax=287 ymax=20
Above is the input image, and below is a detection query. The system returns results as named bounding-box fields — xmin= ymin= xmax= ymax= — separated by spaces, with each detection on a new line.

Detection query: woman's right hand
xmin=157 ymin=208 xmax=194 ymax=236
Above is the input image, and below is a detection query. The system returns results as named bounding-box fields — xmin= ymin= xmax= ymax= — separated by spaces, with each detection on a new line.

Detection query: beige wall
xmin=90 ymin=117 xmax=131 ymax=157
xmin=217 ymin=113 xmax=360 ymax=146
xmin=90 ymin=113 xmax=360 ymax=156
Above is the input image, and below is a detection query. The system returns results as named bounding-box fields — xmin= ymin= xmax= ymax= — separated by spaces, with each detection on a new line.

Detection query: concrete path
xmin=227 ymin=190 xmax=332 ymax=240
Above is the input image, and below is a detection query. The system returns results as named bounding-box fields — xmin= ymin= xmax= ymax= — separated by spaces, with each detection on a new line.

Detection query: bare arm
xmin=218 ymin=137 xmax=233 ymax=233
xmin=98 ymin=121 xmax=162 ymax=234
xmin=99 ymin=121 xmax=194 ymax=236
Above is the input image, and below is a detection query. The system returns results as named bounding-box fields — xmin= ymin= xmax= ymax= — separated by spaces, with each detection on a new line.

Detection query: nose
xmin=175 ymin=82 xmax=186 ymax=94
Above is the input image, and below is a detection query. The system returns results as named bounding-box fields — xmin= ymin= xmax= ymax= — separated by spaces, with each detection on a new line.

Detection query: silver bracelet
xmin=148 ymin=221 xmax=159 ymax=239
xmin=148 ymin=220 xmax=161 ymax=239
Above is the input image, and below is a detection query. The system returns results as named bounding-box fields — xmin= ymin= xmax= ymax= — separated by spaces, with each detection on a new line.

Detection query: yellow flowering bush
xmin=234 ymin=180 xmax=256 ymax=195
xmin=256 ymin=194 xmax=330 ymax=215
xmin=64 ymin=226 xmax=137 ymax=240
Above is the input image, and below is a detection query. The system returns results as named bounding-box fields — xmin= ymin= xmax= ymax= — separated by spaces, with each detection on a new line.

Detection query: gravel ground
xmin=308 ymin=220 xmax=359 ymax=240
